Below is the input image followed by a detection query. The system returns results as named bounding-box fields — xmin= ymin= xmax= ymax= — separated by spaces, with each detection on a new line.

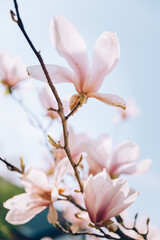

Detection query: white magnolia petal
xmin=84 ymin=174 xmax=96 ymax=222
xmin=51 ymin=185 xmax=59 ymax=202
xmin=86 ymin=32 xmax=120 ymax=92
xmin=5 ymin=205 xmax=47 ymax=225
xmin=4 ymin=193 xmax=48 ymax=225
xmin=112 ymin=142 xmax=140 ymax=165
xmin=109 ymin=142 xmax=140 ymax=175
xmin=3 ymin=193 xmax=29 ymax=210
xmin=106 ymin=191 xmax=138 ymax=220
xmin=47 ymin=204 xmax=58 ymax=226
xmin=6 ymin=205 xmax=47 ymax=225
xmin=50 ymin=16 xmax=90 ymax=92
xmin=27 ymin=64 xmax=74 ymax=84
xmin=21 ymin=168 xmax=49 ymax=193
xmin=87 ymin=92 xmax=126 ymax=109
xmin=132 ymin=159 xmax=152 ymax=175
xmin=53 ymin=157 xmax=70 ymax=184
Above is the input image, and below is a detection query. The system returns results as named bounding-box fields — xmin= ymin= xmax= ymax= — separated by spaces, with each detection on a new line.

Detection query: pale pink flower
xmin=39 ymin=86 xmax=70 ymax=119
xmin=0 ymin=51 xmax=27 ymax=91
xmin=3 ymin=158 xmax=69 ymax=225
xmin=27 ymin=16 xmax=126 ymax=110
xmin=114 ymin=99 xmax=140 ymax=123
xmin=84 ymin=170 xmax=138 ymax=226
xmin=85 ymin=134 xmax=152 ymax=178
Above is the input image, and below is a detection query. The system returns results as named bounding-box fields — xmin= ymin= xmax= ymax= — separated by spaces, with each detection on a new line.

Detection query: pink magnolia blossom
xmin=39 ymin=86 xmax=70 ymax=119
xmin=27 ymin=16 xmax=126 ymax=110
xmin=85 ymin=134 xmax=152 ymax=178
xmin=114 ymin=99 xmax=140 ymax=123
xmin=84 ymin=170 xmax=138 ymax=226
xmin=0 ymin=51 xmax=27 ymax=91
xmin=3 ymin=158 xmax=69 ymax=225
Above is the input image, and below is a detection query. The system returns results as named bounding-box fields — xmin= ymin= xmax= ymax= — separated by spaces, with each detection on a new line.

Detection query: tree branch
xmin=0 ymin=157 xmax=23 ymax=174
xmin=11 ymin=0 xmax=84 ymax=193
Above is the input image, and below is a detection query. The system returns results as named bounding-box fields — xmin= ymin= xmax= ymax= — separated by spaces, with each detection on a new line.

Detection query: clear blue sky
xmin=0 ymin=0 xmax=160 ymax=228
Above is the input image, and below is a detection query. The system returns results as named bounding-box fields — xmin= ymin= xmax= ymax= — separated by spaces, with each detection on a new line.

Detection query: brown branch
xmin=0 ymin=157 xmax=23 ymax=174
xmin=47 ymin=107 xmax=58 ymax=113
xmin=11 ymin=0 xmax=84 ymax=193
xmin=115 ymin=227 xmax=137 ymax=240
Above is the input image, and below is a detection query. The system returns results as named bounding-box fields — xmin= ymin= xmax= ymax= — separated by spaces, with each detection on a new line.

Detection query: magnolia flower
xmin=3 ymin=158 xmax=69 ymax=225
xmin=84 ymin=170 xmax=138 ymax=227
xmin=0 ymin=51 xmax=27 ymax=92
xmin=85 ymin=134 xmax=151 ymax=178
xmin=39 ymin=86 xmax=70 ymax=119
xmin=27 ymin=16 xmax=126 ymax=110
xmin=114 ymin=99 xmax=140 ymax=123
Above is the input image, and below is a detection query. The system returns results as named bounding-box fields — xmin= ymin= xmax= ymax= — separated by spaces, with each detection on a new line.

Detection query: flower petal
xmin=50 ymin=16 xmax=90 ymax=92
xmin=84 ymin=32 xmax=120 ymax=92
xmin=4 ymin=193 xmax=49 ymax=225
xmin=51 ymin=185 xmax=59 ymax=202
xmin=113 ymin=142 xmax=140 ymax=164
xmin=27 ymin=64 xmax=74 ymax=84
xmin=5 ymin=205 xmax=47 ymax=225
xmin=53 ymin=157 xmax=70 ymax=184
xmin=131 ymin=159 xmax=152 ymax=175
xmin=83 ymin=175 xmax=96 ymax=222
xmin=106 ymin=188 xmax=138 ymax=220
xmin=47 ymin=204 xmax=58 ymax=226
xmin=87 ymin=92 xmax=126 ymax=109
xmin=109 ymin=142 xmax=140 ymax=175
xmin=21 ymin=168 xmax=50 ymax=193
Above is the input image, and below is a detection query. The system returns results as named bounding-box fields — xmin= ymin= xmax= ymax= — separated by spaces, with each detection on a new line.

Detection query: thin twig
xmin=47 ymin=107 xmax=58 ymax=112
xmin=11 ymin=0 xmax=84 ymax=193
xmin=0 ymin=157 xmax=23 ymax=174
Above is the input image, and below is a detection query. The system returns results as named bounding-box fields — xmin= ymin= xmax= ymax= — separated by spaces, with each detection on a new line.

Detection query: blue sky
xmin=0 ymin=0 xmax=160 ymax=228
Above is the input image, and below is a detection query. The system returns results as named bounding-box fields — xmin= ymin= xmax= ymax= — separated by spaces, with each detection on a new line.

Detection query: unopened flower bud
xmin=107 ymin=223 xmax=118 ymax=232
xmin=69 ymin=93 xmax=87 ymax=112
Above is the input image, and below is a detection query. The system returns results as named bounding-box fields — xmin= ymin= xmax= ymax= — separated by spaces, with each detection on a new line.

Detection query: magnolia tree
xmin=0 ymin=1 xmax=159 ymax=240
